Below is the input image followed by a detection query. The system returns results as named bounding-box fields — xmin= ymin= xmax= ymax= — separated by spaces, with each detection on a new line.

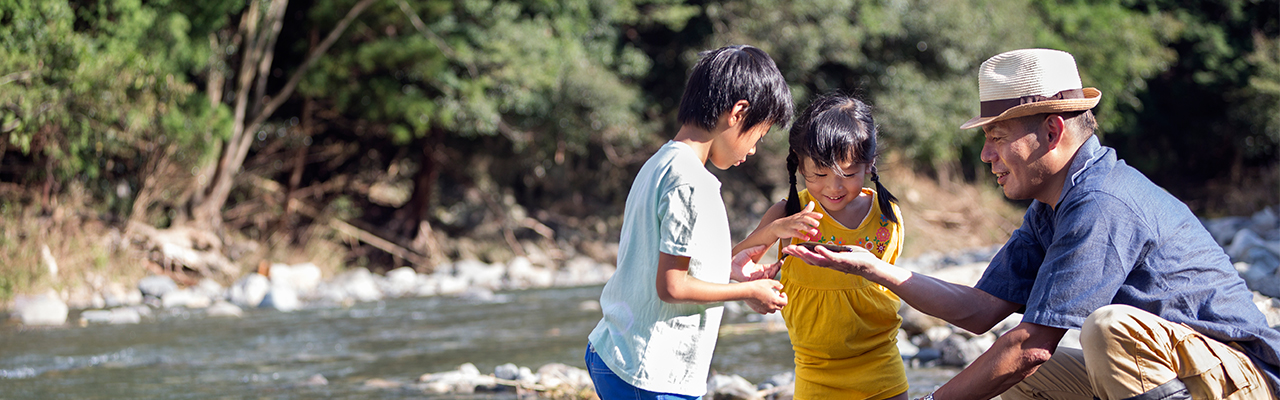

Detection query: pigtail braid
xmin=870 ymin=164 xmax=899 ymax=223
xmin=785 ymin=151 xmax=801 ymax=216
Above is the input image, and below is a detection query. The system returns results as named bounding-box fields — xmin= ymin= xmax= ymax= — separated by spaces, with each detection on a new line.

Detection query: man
xmin=783 ymin=48 xmax=1280 ymax=400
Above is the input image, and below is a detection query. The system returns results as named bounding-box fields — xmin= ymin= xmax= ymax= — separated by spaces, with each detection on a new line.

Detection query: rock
xmin=494 ymin=363 xmax=536 ymax=385
xmin=1203 ymin=216 xmax=1251 ymax=246
xmin=419 ymin=363 xmax=496 ymax=394
xmin=105 ymin=307 xmax=142 ymax=324
xmin=103 ymin=282 xmax=143 ymax=308
xmin=13 ymin=293 xmax=68 ymax=326
xmin=162 ymin=288 xmax=211 ymax=309
xmin=899 ymin=304 xmax=946 ymax=336
xmin=306 ymin=374 xmax=328 ymax=386
xmin=555 ymin=256 xmax=614 ymax=286
xmin=506 ymin=257 xmax=554 ymax=289
xmin=138 ymin=275 xmax=178 ymax=299
xmin=229 ymin=274 xmax=271 ymax=308
xmin=382 ymin=267 xmax=419 ymax=298
xmin=534 ymin=363 xmax=593 ymax=393
xmin=938 ymin=333 xmax=995 ymax=367
xmin=337 ymin=268 xmax=383 ymax=302
xmin=79 ymin=309 xmax=113 ymax=324
xmin=707 ymin=373 xmax=760 ymax=400
xmin=269 ymin=263 xmax=322 ymax=295
xmin=64 ymin=285 xmax=105 ymax=310
xmin=206 ymin=300 xmax=243 ymax=318
xmin=193 ymin=278 xmax=225 ymax=300
xmin=260 ymin=285 xmax=300 ymax=312
xmin=454 ymin=259 xmax=506 ymax=290
xmin=896 ymin=330 xmax=919 ymax=359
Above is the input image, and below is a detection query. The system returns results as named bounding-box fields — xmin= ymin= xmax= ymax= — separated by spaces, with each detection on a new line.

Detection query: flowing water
xmin=0 ymin=285 xmax=958 ymax=398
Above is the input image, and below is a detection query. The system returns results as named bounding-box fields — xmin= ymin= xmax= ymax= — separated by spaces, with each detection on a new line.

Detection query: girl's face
xmin=800 ymin=157 xmax=871 ymax=212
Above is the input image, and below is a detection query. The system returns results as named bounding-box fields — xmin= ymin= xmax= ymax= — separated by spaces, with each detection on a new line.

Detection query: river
xmin=0 ymin=285 xmax=959 ymax=398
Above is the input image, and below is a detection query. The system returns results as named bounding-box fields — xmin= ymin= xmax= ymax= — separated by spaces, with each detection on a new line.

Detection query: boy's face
xmin=708 ymin=122 xmax=770 ymax=170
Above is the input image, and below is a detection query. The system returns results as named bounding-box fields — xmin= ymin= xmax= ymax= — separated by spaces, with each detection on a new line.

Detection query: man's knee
xmin=1081 ymin=304 xmax=1146 ymax=350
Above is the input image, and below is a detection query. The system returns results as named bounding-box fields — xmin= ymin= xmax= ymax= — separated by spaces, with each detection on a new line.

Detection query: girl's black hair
xmin=677 ymin=45 xmax=794 ymax=131
xmin=785 ymin=93 xmax=899 ymax=223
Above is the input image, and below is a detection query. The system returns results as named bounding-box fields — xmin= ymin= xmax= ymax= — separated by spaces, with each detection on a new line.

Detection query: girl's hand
xmin=770 ymin=201 xmax=823 ymax=242
xmin=743 ymin=279 xmax=787 ymax=313
xmin=781 ymin=242 xmax=883 ymax=277
xmin=730 ymin=245 xmax=782 ymax=282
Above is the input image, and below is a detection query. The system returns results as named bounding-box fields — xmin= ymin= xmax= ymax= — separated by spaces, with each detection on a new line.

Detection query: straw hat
xmin=960 ymin=49 xmax=1101 ymax=129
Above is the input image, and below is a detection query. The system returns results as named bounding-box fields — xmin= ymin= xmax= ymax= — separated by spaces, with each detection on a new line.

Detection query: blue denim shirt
xmin=975 ymin=136 xmax=1280 ymax=390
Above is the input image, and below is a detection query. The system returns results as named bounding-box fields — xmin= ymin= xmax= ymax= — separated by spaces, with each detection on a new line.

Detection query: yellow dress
xmin=779 ymin=188 xmax=907 ymax=399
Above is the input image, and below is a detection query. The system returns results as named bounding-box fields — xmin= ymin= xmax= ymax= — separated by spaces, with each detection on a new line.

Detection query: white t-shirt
xmin=587 ymin=140 xmax=732 ymax=396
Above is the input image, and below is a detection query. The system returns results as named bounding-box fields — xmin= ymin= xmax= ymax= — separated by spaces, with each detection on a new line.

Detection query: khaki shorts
xmin=1002 ymin=305 xmax=1275 ymax=400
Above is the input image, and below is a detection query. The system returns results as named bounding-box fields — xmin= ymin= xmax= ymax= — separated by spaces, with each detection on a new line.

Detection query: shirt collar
xmin=1058 ymin=135 xmax=1106 ymax=205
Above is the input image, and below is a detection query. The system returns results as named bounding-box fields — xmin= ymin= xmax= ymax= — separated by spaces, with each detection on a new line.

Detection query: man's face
xmin=980 ymin=118 xmax=1054 ymax=202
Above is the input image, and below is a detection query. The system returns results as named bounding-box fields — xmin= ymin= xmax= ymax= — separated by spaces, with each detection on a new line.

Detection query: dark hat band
xmin=979 ymin=88 xmax=1085 ymax=118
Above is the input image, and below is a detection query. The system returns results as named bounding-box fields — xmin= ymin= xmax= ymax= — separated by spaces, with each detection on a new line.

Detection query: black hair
xmin=784 ymin=93 xmax=899 ymax=223
xmin=677 ymin=45 xmax=794 ymax=132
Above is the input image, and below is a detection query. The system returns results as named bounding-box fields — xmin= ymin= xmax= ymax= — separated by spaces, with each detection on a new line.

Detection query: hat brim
xmin=960 ymin=88 xmax=1101 ymax=130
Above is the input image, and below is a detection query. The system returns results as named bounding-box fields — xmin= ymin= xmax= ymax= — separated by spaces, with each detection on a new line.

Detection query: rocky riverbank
xmin=5 ymin=207 xmax=1278 ymax=399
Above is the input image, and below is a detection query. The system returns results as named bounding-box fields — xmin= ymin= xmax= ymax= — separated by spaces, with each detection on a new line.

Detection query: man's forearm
xmin=931 ymin=323 xmax=1063 ymax=400
xmin=866 ymin=261 xmax=1016 ymax=333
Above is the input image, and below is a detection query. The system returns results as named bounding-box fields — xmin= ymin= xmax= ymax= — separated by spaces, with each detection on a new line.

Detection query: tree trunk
xmin=190 ymin=0 xmax=376 ymax=232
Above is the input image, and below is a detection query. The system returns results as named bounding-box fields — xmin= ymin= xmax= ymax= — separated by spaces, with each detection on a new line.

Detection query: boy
xmin=584 ymin=45 xmax=794 ymax=399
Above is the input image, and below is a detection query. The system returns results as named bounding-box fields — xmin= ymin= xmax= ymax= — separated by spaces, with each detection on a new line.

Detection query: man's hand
xmin=781 ymin=242 xmax=884 ymax=278
xmin=731 ymin=244 xmax=781 ymax=282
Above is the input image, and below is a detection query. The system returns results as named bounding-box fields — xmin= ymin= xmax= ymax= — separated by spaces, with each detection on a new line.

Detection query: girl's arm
xmin=655 ymin=252 xmax=788 ymax=312
xmin=731 ymin=201 xmax=822 ymax=261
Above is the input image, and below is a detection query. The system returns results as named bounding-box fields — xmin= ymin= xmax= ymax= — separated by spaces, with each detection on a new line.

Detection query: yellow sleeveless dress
xmin=779 ymin=188 xmax=907 ymax=399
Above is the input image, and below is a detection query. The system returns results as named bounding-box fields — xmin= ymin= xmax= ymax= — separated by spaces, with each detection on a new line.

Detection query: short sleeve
xmin=658 ymin=184 xmax=698 ymax=256
xmin=1021 ymin=194 xmax=1147 ymax=329
xmin=976 ymin=212 xmax=1045 ymax=307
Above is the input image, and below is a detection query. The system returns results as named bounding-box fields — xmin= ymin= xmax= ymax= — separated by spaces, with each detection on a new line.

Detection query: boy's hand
xmin=731 ymin=245 xmax=781 ymax=281
xmin=744 ymin=279 xmax=787 ymax=313
xmin=770 ymin=201 xmax=822 ymax=242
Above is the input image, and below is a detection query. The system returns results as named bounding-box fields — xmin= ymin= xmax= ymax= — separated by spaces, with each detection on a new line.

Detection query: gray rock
xmin=382 ymin=266 xmax=419 ymax=298
xmin=506 ymin=257 xmax=554 ymax=289
xmin=103 ymin=283 xmax=143 ymax=308
xmin=269 ymin=263 xmax=323 ymax=295
xmin=206 ymin=300 xmax=243 ymax=318
xmin=162 ymin=288 xmax=211 ymax=309
xmin=534 ymin=363 xmax=593 ymax=393
xmin=229 ymin=274 xmax=270 ymax=308
xmin=338 ymin=268 xmax=383 ymax=302
xmin=419 ymin=363 xmax=496 ymax=394
xmin=896 ymin=330 xmax=919 ymax=359
xmin=107 ymin=307 xmax=142 ymax=324
xmin=938 ymin=333 xmax=995 ymax=367
xmin=260 ymin=285 xmax=300 ymax=312
xmin=306 ymin=374 xmax=328 ymax=386
xmin=79 ymin=309 xmax=114 ymax=324
xmin=707 ymin=373 xmax=759 ymax=400
xmin=13 ymin=293 xmax=68 ymax=326
xmin=1058 ymin=329 xmax=1082 ymax=348
xmin=454 ymin=259 xmax=505 ymax=290
xmin=138 ymin=275 xmax=178 ymax=298
xmin=193 ymin=278 xmax=225 ymax=300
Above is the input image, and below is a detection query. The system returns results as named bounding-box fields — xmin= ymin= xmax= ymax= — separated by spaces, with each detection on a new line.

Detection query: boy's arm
xmin=655 ymin=252 xmax=787 ymax=311
xmin=731 ymin=201 xmax=821 ymax=261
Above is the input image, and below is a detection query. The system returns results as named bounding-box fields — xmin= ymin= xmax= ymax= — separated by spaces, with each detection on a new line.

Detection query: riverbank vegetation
xmin=1 ymin=0 xmax=1276 ymax=302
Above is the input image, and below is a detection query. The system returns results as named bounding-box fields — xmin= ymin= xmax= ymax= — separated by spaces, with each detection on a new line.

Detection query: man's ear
xmin=727 ymin=100 xmax=751 ymax=128
xmin=1043 ymin=114 xmax=1067 ymax=148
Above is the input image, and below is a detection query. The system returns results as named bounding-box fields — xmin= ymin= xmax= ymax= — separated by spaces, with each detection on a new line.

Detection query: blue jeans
xmin=584 ymin=343 xmax=701 ymax=400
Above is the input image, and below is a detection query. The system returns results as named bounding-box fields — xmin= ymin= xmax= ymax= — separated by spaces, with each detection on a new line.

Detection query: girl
xmin=733 ymin=93 xmax=907 ymax=400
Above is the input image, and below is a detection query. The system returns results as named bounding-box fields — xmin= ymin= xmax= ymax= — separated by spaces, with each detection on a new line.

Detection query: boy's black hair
xmin=785 ymin=93 xmax=899 ymax=223
xmin=677 ymin=45 xmax=794 ymax=132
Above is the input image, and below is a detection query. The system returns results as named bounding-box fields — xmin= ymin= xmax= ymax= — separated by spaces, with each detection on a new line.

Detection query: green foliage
xmin=0 ymin=0 xmax=232 ymax=203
